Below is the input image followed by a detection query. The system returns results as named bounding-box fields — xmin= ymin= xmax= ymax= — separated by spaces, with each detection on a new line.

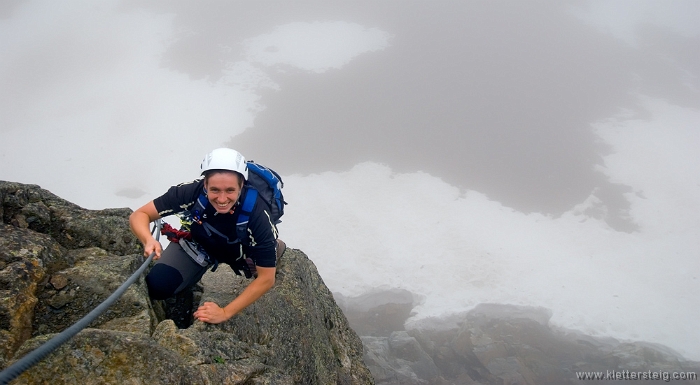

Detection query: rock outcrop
xmin=341 ymin=294 xmax=700 ymax=385
xmin=0 ymin=181 xmax=373 ymax=384
xmin=4 ymin=180 xmax=698 ymax=385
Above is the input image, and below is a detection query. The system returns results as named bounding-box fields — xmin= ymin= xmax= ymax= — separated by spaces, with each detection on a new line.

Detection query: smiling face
xmin=203 ymin=171 xmax=243 ymax=214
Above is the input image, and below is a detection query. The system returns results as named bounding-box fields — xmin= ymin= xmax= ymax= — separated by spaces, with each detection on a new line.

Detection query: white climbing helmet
xmin=200 ymin=148 xmax=248 ymax=180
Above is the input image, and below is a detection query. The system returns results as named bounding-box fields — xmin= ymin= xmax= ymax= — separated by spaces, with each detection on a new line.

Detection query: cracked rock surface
xmin=1 ymin=181 xmax=373 ymax=384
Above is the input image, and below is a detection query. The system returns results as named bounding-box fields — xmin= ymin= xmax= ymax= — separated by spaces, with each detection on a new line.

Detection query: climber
xmin=129 ymin=148 xmax=286 ymax=324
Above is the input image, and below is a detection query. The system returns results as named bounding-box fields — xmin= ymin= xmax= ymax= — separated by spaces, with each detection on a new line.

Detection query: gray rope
xmin=0 ymin=220 xmax=162 ymax=384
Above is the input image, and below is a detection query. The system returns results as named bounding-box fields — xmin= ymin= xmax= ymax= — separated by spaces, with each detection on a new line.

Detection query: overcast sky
xmin=1 ymin=0 xmax=699 ymax=360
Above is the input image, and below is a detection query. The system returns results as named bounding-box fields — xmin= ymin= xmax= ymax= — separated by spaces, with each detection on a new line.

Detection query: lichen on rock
xmin=0 ymin=181 xmax=374 ymax=384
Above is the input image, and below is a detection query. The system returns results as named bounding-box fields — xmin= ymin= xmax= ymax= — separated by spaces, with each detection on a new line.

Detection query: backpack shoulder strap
xmin=236 ymin=186 xmax=258 ymax=244
xmin=187 ymin=184 xmax=259 ymax=244
xmin=191 ymin=192 xmax=209 ymax=224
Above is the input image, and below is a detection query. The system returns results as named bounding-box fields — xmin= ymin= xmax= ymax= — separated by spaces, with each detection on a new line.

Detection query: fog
xmin=1 ymin=1 xmax=699 ymax=360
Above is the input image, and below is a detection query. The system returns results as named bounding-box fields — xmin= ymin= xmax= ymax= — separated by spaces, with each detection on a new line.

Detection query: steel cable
xmin=0 ymin=220 xmax=161 ymax=384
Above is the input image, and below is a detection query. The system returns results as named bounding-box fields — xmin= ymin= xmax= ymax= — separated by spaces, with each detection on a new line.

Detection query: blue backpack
xmin=189 ymin=161 xmax=286 ymax=245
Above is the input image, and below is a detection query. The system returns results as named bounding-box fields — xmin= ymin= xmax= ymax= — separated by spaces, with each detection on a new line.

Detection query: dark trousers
xmin=145 ymin=242 xmax=210 ymax=300
xmin=145 ymin=239 xmax=285 ymax=300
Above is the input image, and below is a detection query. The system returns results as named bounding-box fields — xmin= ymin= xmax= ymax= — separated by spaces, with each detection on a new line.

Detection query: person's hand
xmin=194 ymin=302 xmax=230 ymax=324
xmin=143 ymin=238 xmax=162 ymax=260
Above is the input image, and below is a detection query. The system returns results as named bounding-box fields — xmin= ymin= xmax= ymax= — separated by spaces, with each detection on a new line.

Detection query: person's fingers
xmin=153 ymin=243 xmax=162 ymax=260
xmin=194 ymin=302 xmax=226 ymax=323
xmin=143 ymin=239 xmax=162 ymax=259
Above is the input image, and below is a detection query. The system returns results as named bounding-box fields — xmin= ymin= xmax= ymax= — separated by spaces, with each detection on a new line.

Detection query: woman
xmin=129 ymin=148 xmax=285 ymax=324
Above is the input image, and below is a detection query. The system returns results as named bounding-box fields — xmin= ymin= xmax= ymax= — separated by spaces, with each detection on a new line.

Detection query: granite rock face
xmin=0 ymin=181 xmax=374 ymax=384
xmin=5 ymin=180 xmax=698 ymax=385
xmin=343 ymin=296 xmax=700 ymax=385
